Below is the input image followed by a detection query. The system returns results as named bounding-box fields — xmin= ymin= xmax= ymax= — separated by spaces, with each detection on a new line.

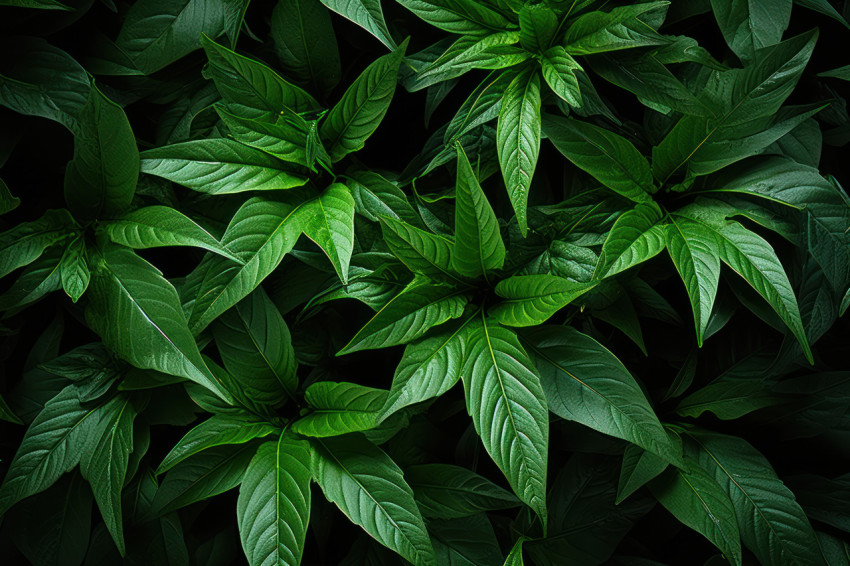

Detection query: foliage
xmin=0 ymin=0 xmax=849 ymax=564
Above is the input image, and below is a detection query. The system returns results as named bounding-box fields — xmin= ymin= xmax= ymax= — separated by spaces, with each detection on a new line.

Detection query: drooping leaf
xmin=310 ymin=434 xmax=436 ymax=565
xmin=406 ymin=463 xmax=519 ymax=519
xmin=523 ymin=325 xmax=682 ymax=465
xmin=81 ymin=394 xmax=137 ymax=556
xmin=686 ymin=430 xmax=825 ymax=566
xmin=85 ymin=245 xmax=231 ymax=401
xmin=297 ymin=183 xmax=356 ymax=283
xmin=544 ymin=114 xmax=655 ymax=203
xmin=461 ymin=317 xmax=549 ymax=527
xmin=496 ymin=67 xmax=541 ymax=236
xmin=0 ymin=385 xmax=100 ymax=516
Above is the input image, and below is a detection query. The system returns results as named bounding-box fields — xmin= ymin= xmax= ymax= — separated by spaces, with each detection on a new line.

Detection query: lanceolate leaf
xmin=649 ymin=459 xmax=742 ymax=565
xmin=310 ymin=434 xmax=436 ymax=565
xmin=319 ymin=0 xmax=397 ymax=50
xmin=292 ymin=382 xmax=388 ymax=437
xmin=237 ymin=433 xmax=312 ymax=566
xmin=104 ymin=205 xmax=241 ymax=262
xmin=686 ymin=431 xmax=825 ymax=566
xmin=81 ymin=394 xmax=137 ymax=556
xmin=86 ymin=245 xmax=232 ymax=402
xmin=523 ymin=325 xmax=681 ymax=465
xmin=0 ymin=385 xmax=99 ymax=517
xmin=379 ymin=313 xmax=475 ymax=420
xmin=63 ymin=83 xmax=139 ymax=221
xmin=213 ymin=287 xmax=299 ymax=406
xmin=379 ymin=216 xmax=458 ymax=282
xmin=140 ymin=138 xmax=309 ymax=195
xmin=595 ymin=203 xmax=665 ymax=278
xmin=461 ymin=317 xmax=549 ymax=527
xmin=710 ymin=0 xmax=792 ymax=63
xmin=406 ymin=463 xmax=519 ymax=519
xmin=490 ymin=274 xmax=594 ymax=326
xmin=298 ymin=183 xmax=356 ymax=284
xmin=338 ymin=279 xmax=469 ymax=354
xmin=452 ymin=145 xmax=505 ymax=280
xmin=563 ymin=2 xmax=668 ymax=55
xmin=200 ymin=34 xmax=320 ymax=115
xmin=185 ymin=196 xmax=303 ymax=334
xmin=320 ymin=41 xmax=407 ymax=162
xmin=665 ymin=216 xmax=721 ymax=347
xmin=496 ymin=67 xmax=541 ymax=236
xmin=541 ymin=47 xmax=583 ymax=108
xmin=158 ymin=414 xmax=280 ymax=474
xmin=544 ymin=114 xmax=655 ymax=203
xmin=0 ymin=209 xmax=75 ymax=280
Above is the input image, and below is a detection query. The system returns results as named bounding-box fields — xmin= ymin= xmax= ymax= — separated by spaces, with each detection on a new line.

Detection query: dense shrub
xmin=1 ymin=0 xmax=849 ymax=564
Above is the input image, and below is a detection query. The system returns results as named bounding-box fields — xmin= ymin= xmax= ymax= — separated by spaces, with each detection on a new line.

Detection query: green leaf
xmin=310 ymin=434 xmax=436 ymax=565
xmin=397 ymin=0 xmax=513 ymax=36
xmin=0 ymin=208 xmax=75 ymax=280
xmin=201 ymin=34 xmax=320 ymax=115
xmin=523 ymin=325 xmax=681 ymax=465
xmin=319 ymin=0 xmax=397 ymax=50
xmin=708 ymin=156 xmax=850 ymax=292
xmin=158 ymin=414 xmax=279 ymax=474
xmin=0 ymin=177 xmax=20 ymax=216
xmin=519 ymin=3 xmax=558 ymax=52
xmin=796 ymin=0 xmax=850 ymax=29
xmin=461 ymin=317 xmax=548 ymax=527
xmin=297 ymin=183 xmax=356 ymax=283
xmin=543 ymin=114 xmax=655 ymax=203
xmin=818 ymin=65 xmax=850 ymax=81
xmin=496 ymin=67 xmax=541 ymax=236
xmin=710 ymin=0 xmax=791 ymax=62
xmin=675 ymin=208 xmax=812 ymax=362
xmin=320 ymin=41 xmax=407 ymax=162
xmin=338 ymin=279 xmax=469 ymax=354
xmin=0 ymin=385 xmax=100 ymax=516
xmin=649 ymin=458 xmax=742 ymax=566
xmin=686 ymin=430 xmax=826 ymax=566
xmin=85 ymin=245 xmax=231 ymax=402
xmin=563 ymin=2 xmax=668 ymax=55
xmin=379 ymin=314 xmax=474 ymax=420
xmin=213 ymin=287 xmax=298 ymax=406
xmin=489 ymin=274 xmax=594 ymax=326
xmin=452 ymin=145 xmax=505 ymax=280
xmin=237 ymin=433 xmax=312 ymax=566
xmin=271 ymin=0 xmax=341 ymax=97
xmin=541 ymin=47 xmax=583 ymax=108
xmin=675 ymin=375 xmax=781 ymax=420
xmin=379 ymin=216 xmax=458 ymax=281
xmin=59 ymin=235 xmax=90 ymax=302
xmin=617 ymin=444 xmax=669 ymax=504
xmin=149 ymin=443 xmax=257 ymax=517
xmin=140 ymin=138 xmax=309 ymax=195
xmin=104 ymin=205 xmax=241 ymax=262
xmin=81 ymin=394 xmax=137 ymax=556
xmin=431 ymin=513 xmax=503 ymax=565
xmin=595 ymin=203 xmax=665 ymax=279
xmin=291 ymin=381 xmax=388 ymax=437
xmin=64 ymin=82 xmax=138 ymax=221
xmin=664 ymin=216 xmax=721 ymax=347
xmin=652 ymin=30 xmax=817 ymax=183
xmin=185 ymin=196 xmax=302 ymax=334
xmin=216 ymin=105 xmax=322 ymax=169
xmin=505 ymin=537 xmax=529 ymax=566
xmin=0 ymin=37 xmax=90 ymax=129
xmin=406 ymin=464 xmax=519 ymax=519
